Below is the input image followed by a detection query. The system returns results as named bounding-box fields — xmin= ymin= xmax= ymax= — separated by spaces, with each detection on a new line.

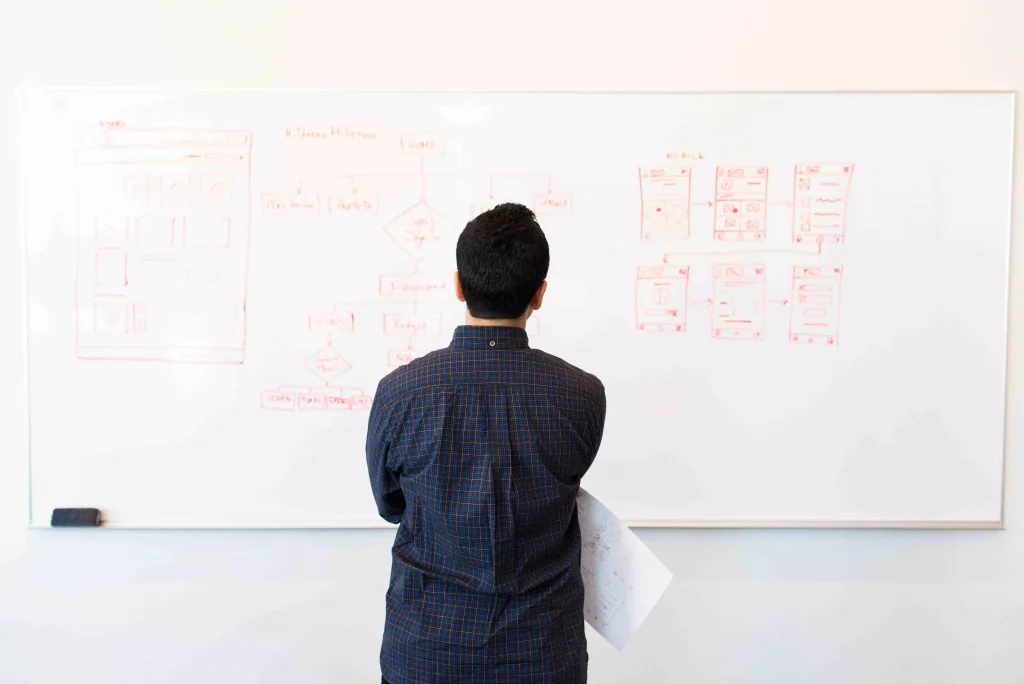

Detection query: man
xmin=366 ymin=202 xmax=607 ymax=683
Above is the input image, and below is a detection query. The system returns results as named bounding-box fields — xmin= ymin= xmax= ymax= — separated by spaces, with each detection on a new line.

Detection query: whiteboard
xmin=17 ymin=89 xmax=1014 ymax=528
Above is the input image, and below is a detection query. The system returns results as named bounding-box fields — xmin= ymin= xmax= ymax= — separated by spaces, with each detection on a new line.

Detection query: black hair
xmin=455 ymin=202 xmax=550 ymax=320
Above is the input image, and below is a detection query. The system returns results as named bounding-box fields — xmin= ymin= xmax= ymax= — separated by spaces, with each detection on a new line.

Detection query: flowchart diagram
xmin=259 ymin=126 xmax=563 ymax=412
xmin=636 ymin=163 xmax=853 ymax=345
xmin=71 ymin=121 xmax=848 ymax=407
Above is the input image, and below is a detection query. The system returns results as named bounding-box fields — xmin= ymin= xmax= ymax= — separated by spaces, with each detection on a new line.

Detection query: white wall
xmin=1 ymin=1 xmax=1022 ymax=682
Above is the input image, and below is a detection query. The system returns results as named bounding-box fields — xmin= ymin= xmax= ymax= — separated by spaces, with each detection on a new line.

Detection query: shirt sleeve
xmin=365 ymin=383 xmax=406 ymax=524
xmin=580 ymin=379 xmax=607 ymax=477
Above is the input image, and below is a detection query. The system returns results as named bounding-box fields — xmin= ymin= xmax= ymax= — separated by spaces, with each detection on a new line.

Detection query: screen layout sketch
xmin=74 ymin=128 xmax=253 ymax=363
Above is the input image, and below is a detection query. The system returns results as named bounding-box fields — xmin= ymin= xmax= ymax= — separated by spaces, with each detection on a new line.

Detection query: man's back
xmin=367 ymin=325 xmax=606 ymax=684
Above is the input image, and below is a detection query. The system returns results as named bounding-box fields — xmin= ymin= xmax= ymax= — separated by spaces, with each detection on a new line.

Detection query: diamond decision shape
xmin=382 ymin=201 xmax=451 ymax=261
xmin=305 ymin=345 xmax=352 ymax=382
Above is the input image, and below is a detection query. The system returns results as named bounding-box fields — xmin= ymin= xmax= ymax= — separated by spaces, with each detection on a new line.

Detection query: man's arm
xmin=365 ymin=385 xmax=405 ymax=524
xmin=580 ymin=379 xmax=607 ymax=477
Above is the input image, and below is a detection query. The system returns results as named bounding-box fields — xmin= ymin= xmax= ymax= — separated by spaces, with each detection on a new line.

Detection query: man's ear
xmin=453 ymin=271 xmax=466 ymax=303
xmin=530 ymin=281 xmax=548 ymax=312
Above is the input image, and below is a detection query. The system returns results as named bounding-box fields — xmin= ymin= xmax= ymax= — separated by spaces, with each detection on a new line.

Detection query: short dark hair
xmin=456 ymin=203 xmax=549 ymax=320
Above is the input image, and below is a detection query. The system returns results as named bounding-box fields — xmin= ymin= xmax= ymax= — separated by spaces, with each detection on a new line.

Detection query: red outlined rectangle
xmin=309 ymin=312 xmax=355 ymax=332
xmin=387 ymin=349 xmax=429 ymax=366
xmin=533 ymin=193 xmax=573 ymax=215
xmin=131 ymin=304 xmax=243 ymax=342
xmin=300 ymin=387 xmax=368 ymax=411
xmin=790 ymin=265 xmax=843 ymax=345
xmin=124 ymin=175 xmax=152 ymax=208
xmin=135 ymin=215 xmax=176 ymax=248
xmin=200 ymin=173 xmax=234 ymax=209
xmin=183 ymin=217 xmax=231 ymax=248
xmin=93 ymin=300 xmax=130 ymax=335
xmin=89 ymin=129 xmax=251 ymax=148
xmin=639 ymin=167 xmax=691 ymax=242
xmin=379 ymin=274 xmax=448 ymax=298
xmin=327 ymin=193 xmax=379 ymax=215
xmin=95 ymin=215 xmax=129 ymax=244
xmin=714 ymin=166 xmax=768 ymax=242
xmin=297 ymin=394 xmax=327 ymax=411
xmin=131 ymin=303 xmax=148 ymax=334
xmin=635 ymin=265 xmax=690 ymax=332
xmin=325 ymin=395 xmax=351 ymax=410
xmin=261 ymin=390 xmax=298 ymax=411
xmin=161 ymin=173 xmax=191 ymax=209
xmin=262 ymin=193 xmax=321 ymax=216
xmin=792 ymin=164 xmax=854 ymax=244
xmin=95 ymin=249 xmax=128 ymax=287
xmin=383 ymin=313 xmax=443 ymax=338
xmin=400 ymin=131 xmax=446 ymax=155
xmin=712 ymin=264 xmax=766 ymax=340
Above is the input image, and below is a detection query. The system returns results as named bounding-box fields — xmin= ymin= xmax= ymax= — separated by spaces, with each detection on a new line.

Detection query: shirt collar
xmin=449 ymin=325 xmax=531 ymax=350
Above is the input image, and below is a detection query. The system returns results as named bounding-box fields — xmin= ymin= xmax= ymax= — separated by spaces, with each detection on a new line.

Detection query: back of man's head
xmin=456 ymin=203 xmax=550 ymax=320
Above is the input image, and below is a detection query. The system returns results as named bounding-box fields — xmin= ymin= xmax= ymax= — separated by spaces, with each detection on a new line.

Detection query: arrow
xmin=419 ymin=156 xmax=427 ymax=202
xmin=770 ymin=298 xmax=789 ymax=306
xmin=689 ymin=297 xmax=713 ymax=307
xmin=691 ymin=201 xmax=713 ymax=208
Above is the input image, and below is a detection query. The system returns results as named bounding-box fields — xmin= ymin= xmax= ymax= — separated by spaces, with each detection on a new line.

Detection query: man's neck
xmin=464 ymin=311 xmax=529 ymax=329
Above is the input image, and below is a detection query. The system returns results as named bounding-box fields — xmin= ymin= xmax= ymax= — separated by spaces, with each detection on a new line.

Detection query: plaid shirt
xmin=366 ymin=325 xmax=606 ymax=684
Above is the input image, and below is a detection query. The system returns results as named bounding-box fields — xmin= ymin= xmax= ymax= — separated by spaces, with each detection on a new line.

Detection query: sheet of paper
xmin=577 ymin=488 xmax=674 ymax=651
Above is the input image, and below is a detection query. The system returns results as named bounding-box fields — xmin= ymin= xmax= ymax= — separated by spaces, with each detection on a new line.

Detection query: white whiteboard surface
xmin=17 ymin=89 xmax=1013 ymax=528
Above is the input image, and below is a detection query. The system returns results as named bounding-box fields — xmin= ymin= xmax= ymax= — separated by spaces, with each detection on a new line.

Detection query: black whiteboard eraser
xmin=50 ymin=508 xmax=102 ymax=527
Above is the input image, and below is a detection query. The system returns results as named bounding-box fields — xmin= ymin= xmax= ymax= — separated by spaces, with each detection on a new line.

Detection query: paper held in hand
xmin=577 ymin=488 xmax=674 ymax=651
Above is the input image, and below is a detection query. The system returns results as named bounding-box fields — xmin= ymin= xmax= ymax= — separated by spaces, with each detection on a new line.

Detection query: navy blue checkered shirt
xmin=366 ymin=325 xmax=606 ymax=684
